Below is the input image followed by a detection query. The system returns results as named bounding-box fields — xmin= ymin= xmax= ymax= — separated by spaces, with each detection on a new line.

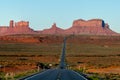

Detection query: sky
xmin=0 ymin=0 xmax=120 ymax=33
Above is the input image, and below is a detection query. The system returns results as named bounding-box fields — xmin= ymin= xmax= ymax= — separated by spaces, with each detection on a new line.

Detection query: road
xmin=19 ymin=37 xmax=88 ymax=80
xmin=20 ymin=69 xmax=88 ymax=80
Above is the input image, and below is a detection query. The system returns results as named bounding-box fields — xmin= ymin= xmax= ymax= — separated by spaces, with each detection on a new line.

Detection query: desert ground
xmin=0 ymin=34 xmax=120 ymax=79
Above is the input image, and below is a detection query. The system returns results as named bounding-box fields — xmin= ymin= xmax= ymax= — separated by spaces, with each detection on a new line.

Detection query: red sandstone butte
xmin=0 ymin=19 xmax=119 ymax=36
xmin=0 ymin=20 xmax=35 ymax=35
xmin=64 ymin=19 xmax=119 ymax=35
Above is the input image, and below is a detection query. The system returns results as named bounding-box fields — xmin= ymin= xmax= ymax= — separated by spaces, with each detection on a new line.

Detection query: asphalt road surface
xmin=20 ymin=69 xmax=88 ymax=80
xmin=19 ymin=37 xmax=88 ymax=80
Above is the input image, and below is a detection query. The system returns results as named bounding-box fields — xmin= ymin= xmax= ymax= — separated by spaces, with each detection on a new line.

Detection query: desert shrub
xmin=14 ymin=69 xmax=37 ymax=79
xmin=88 ymin=76 xmax=99 ymax=80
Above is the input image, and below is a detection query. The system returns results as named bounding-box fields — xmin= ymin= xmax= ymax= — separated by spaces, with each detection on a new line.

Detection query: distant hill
xmin=0 ymin=19 xmax=119 ymax=36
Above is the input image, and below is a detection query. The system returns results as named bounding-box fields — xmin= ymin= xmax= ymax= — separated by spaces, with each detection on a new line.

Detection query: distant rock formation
xmin=0 ymin=20 xmax=35 ymax=35
xmin=42 ymin=23 xmax=64 ymax=34
xmin=0 ymin=19 xmax=119 ymax=36
xmin=64 ymin=19 xmax=118 ymax=35
xmin=40 ymin=19 xmax=119 ymax=36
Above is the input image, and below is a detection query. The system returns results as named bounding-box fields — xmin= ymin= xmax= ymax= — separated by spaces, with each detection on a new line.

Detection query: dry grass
xmin=0 ymin=35 xmax=120 ymax=79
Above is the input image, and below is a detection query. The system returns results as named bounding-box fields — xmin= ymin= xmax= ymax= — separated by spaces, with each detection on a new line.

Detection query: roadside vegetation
xmin=0 ymin=35 xmax=120 ymax=79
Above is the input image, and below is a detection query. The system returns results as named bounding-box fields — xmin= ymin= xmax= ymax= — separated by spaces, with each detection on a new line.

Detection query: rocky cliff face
xmin=40 ymin=19 xmax=119 ymax=36
xmin=0 ymin=19 xmax=119 ymax=36
xmin=73 ymin=19 xmax=104 ymax=27
xmin=64 ymin=19 xmax=118 ymax=35
xmin=0 ymin=20 xmax=35 ymax=35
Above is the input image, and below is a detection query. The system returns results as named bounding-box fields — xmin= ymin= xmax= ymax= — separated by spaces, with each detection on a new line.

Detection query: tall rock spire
xmin=9 ymin=20 xmax=14 ymax=28
xmin=52 ymin=23 xmax=57 ymax=28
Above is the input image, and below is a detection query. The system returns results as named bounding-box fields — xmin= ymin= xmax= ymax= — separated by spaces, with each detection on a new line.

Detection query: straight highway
xmin=19 ymin=37 xmax=88 ymax=80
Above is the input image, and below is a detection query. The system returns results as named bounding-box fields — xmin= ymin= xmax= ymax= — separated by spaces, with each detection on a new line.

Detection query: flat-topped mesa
xmin=0 ymin=19 xmax=119 ymax=36
xmin=9 ymin=20 xmax=29 ymax=28
xmin=64 ymin=19 xmax=119 ymax=36
xmin=0 ymin=20 xmax=35 ymax=35
xmin=15 ymin=21 xmax=29 ymax=27
xmin=73 ymin=19 xmax=107 ymax=28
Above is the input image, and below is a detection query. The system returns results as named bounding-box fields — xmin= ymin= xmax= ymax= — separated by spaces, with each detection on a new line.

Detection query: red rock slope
xmin=64 ymin=19 xmax=119 ymax=35
xmin=42 ymin=23 xmax=64 ymax=34
xmin=0 ymin=19 xmax=119 ymax=36
xmin=0 ymin=20 xmax=36 ymax=35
